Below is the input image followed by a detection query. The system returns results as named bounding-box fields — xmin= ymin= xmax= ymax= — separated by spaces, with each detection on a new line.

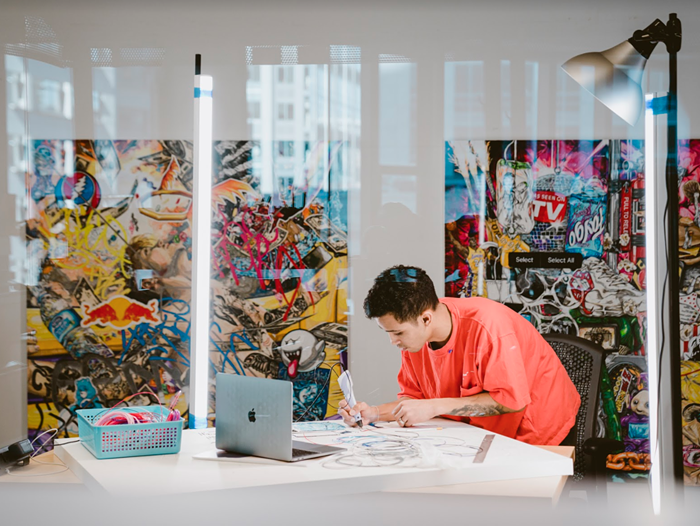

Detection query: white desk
xmin=391 ymin=445 xmax=575 ymax=506
xmin=0 ymin=451 xmax=84 ymax=486
xmin=54 ymin=419 xmax=573 ymax=498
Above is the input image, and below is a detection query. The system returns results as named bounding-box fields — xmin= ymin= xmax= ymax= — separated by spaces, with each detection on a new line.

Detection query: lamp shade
xmin=561 ymin=40 xmax=648 ymax=125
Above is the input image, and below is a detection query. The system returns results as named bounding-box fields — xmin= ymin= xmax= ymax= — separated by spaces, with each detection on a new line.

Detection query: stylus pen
xmin=338 ymin=371 xmax=363 ymax=428
xmin=354 ymin=412 xmax=363 ymax=429
xmin=343 ymin=398 xmax=363 ymax=428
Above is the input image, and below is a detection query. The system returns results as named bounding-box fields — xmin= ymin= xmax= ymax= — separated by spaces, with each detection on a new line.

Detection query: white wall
xmin=2 ymin=0 xmax=700 ymax=413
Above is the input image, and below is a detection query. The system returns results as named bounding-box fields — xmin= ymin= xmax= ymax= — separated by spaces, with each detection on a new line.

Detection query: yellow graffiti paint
xmin=27 ymin=402 xmax=78 ymax=437
xmin=27 ymin=308 xmax=67 ymax=355
xmin=682 ymin=361 xmax=700 ymax=403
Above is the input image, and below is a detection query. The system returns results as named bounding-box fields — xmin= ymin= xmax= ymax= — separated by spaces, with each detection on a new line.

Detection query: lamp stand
xmin=663 ymin=13 xmax=684 ymax=489
xmin=634 ymin=12 xmax=684 ymax=489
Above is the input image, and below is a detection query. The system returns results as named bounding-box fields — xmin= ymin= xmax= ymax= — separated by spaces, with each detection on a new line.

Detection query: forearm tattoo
xmin=446 ymin=401 xmax=508 ymax=417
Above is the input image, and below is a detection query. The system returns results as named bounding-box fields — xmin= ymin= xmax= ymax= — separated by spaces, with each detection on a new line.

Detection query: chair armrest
xmin=582 ymin=438 xmax=624 ymax=457
xmin=583 ymin=437 xmax=624 ymax=475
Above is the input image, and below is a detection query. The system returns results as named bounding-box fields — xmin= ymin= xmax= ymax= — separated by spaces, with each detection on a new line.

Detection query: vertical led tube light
xmin=644 ymin=92 xmax=662 ymax=515
xmin=190 ymin=55 xmax=213 ymax=429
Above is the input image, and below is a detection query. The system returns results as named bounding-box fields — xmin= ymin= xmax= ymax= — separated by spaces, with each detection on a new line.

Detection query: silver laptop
xmin=215 ymin=373 xmax=345 ymax=462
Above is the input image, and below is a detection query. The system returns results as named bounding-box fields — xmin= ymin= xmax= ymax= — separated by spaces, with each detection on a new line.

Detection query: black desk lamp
xmin=562 ymin=12 xmax=684 ymax=503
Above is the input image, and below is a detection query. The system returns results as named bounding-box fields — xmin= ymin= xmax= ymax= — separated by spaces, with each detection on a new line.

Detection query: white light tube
xmin=190 ymin=73 xmax=213 ymax=429
xmin=644 ymin=92 xmax=662 ymax=515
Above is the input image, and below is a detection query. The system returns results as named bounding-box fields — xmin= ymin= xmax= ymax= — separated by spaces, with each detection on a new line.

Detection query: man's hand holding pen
xmin=338 ymin=400 xmax=379 ymax=427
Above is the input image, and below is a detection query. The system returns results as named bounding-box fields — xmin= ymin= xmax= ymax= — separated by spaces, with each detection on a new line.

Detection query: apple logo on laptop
xmin=248 ymin=408 xmax=256 ymax=423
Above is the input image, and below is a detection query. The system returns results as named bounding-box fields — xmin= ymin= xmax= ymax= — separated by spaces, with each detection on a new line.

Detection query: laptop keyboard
xmin=292 ymin=448 xmax=316 ymax=458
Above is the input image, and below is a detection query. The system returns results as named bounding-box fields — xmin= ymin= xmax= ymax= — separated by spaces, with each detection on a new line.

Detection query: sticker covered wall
xmin=26 ymin=139 xmax=348 ymax=446
xmin=445 ymin=139 xmax=651 ymax=479
xmin=679 ymin=140 xmax=700 ymax=485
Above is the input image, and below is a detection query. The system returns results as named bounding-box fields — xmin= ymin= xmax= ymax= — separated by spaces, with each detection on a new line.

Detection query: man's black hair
xmin=363 ymin=265 xmax=440 ymax=323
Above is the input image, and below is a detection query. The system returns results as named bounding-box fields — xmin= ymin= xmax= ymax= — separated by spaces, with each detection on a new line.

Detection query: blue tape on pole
xmin=189 ymin=414 xmax=208 ymax=429
xmin=194 ymin=88 xmax=213 ymax=98
xmin=646 ymin=95 xmax=669 ymax=115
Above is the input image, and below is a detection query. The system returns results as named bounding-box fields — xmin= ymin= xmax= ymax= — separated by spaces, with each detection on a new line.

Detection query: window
xmin=277 ymin=66 xmax=294 ymax=84
xmin=37 ymin=79 xmax=63 ymax=115
xmin=444 ymin=61 xmax=485 ymax=139
xmin=248 ymin=66 xmax=260 ymax=82
xmin=6 ymin=72 xmax=28 ymax=111
xmin=248 ymin=101 xmax=260 ymax=119
xmin=379 ymin=62 xmax=417 ymax=166
xmin=277 ymin=141 xmax=295 ymax=157
xmin=277 ymin=103 xmax=294 ymax=120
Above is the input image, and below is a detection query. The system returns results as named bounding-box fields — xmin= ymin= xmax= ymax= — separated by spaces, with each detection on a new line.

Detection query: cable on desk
xmin=89 ymin=390 xmax=182 ymax=426
xmin=90 ymin=390 xmax=166 ymax=425
xmin=5 ymin=456 xmax=70 ymax=478
xmin=6 ymin=391 xmax=180 ymax=478
xmin=4 ymin=428 xmax=71 ymax=477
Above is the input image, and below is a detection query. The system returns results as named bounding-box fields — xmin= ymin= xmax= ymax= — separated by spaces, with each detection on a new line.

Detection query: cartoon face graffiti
xmin=630 ymin=389 xmax=649 ymax=417
xmin=279 ymin=329 xmax=326 ymax=379
xmin=70 ymin=377 xmax=103 ymax=410
xmin=495 ymin=159 xmax=535 ymax=237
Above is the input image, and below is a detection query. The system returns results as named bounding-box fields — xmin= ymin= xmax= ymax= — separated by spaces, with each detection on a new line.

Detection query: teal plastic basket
xmin=76 ymin=406 xmax=183 ymax=460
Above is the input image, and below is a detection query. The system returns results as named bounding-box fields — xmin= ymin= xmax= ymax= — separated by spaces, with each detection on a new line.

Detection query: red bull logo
xmin=81 ymin=296 xmax=160 ymax=330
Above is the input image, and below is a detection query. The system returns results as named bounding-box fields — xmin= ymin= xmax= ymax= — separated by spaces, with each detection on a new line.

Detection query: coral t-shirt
xmin=397 ymin=297 xmax=580 ymax=445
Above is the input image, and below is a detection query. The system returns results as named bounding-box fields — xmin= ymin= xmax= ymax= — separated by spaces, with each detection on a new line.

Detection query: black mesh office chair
xmin=543 ymin=333 xmax=624 ymax=503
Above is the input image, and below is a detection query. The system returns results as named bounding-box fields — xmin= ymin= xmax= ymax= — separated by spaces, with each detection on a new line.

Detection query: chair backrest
xmin=542 ymin=333 xmax=605 ymax=480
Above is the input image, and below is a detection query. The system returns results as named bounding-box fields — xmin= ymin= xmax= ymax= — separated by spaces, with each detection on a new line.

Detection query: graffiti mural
xmin=26 ymin=139 xmax=348 ymax=445
xmin=26 ymin=139 xmax=191 ymax=443
xmin=207 ymin=140 xmax=348 ymax=423
xmin=678 ymin=140 xmax=700 ymax=485
xmin=445 ymin=139 xmax=650 ymax=478
xmin=605 ymin=355 xmax=650 ymax=472
xmin=681 ymin=360 xmax=700 ymax=484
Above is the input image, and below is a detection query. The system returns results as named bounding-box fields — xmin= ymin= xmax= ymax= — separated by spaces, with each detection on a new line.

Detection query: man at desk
xmin=339 ymin=265 xmax=581 ymax=446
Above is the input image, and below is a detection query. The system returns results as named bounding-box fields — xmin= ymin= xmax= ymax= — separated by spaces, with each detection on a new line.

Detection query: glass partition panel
xmin=201 ymin=51 xmax=359 ymax=423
